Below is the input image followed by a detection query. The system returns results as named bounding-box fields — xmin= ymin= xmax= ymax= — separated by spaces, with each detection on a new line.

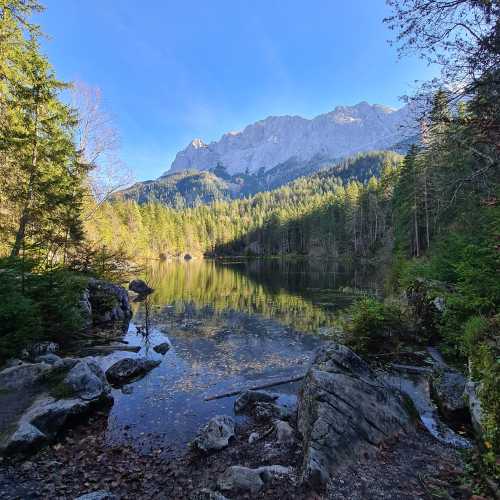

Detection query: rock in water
xmin=297 ymin=343 xmax=411 ymax=488
xmin=190 ymin=415 xmax=235 ymax=453
xmin=153 ymin=342 xmax=170 ymax=355
xmin=105 ymin=357 xmax=160 ymax=386
xmin=234 ymin=389 xmax=279 ymax=412
xmin=128 ymin=279 xmax=154 ymax=295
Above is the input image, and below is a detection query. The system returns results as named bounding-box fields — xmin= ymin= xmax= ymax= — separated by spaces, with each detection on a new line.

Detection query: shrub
xmin=344 ymin=297 xmax=405 ymax=356
xmin=0 ymin=270 xmax=43 ymax=361
xmin=0 ymin=258 xmax=88 ymax=363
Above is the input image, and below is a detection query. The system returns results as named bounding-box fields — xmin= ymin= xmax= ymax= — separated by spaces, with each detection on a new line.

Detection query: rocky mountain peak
xmin=167 ymin=102 xmax=414 ymax=176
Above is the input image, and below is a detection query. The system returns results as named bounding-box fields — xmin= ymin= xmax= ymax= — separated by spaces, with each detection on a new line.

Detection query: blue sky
xmin=38 ymin=0 xmax=437 ymax=181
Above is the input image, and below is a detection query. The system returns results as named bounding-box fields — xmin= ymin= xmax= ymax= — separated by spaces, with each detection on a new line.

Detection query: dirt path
xmin=0 ymin=412 xmax=473 ymax=500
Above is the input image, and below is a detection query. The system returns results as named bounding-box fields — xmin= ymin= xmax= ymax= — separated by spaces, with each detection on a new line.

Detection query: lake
xmin=101 ymin=259 xmax=380 ymax=456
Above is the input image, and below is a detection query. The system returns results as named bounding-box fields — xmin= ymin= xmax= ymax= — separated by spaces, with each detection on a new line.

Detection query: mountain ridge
xmin=168 ymin=101 xmax=413 ymax=175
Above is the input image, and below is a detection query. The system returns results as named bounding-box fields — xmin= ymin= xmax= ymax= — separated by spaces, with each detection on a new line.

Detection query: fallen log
xmin=204 ymin=373 xmax=306 ymax=401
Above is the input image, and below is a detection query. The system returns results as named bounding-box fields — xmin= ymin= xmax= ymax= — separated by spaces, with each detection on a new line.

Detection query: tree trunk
xmin=11 ymin=99 xmax=39 ymax=258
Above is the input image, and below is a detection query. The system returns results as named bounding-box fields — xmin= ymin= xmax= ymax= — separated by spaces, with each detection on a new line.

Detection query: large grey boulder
xmin=0 ymin=358 xmax=112 ymax=456
xmin=297 ymin=343 xmax=411 ymax=488
xmin=234 ymin=389 xmax=278 ymax=413
xmin=190 ymin=415 xmax=235 ymax=453
xmin=0 ymin=392 xmax=110 ymax=456
xmin=105 ymin=357 xmax=160 ymax=386
xmin=64 ymin=359 xmax=109 ymax=401
xmin=86 ymin=278 xmax=132 ymax=324
xmin=1 ymin=422 xmax=47 ymax=455
xmin=129 ymin=279 xmax=153 ymax=295
xmin=0 ymin=362 xmax=50 ymax=390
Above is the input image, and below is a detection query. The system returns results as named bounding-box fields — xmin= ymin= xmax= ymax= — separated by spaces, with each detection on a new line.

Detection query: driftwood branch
xmin=204 ymin=374 xmax=306 ymax=402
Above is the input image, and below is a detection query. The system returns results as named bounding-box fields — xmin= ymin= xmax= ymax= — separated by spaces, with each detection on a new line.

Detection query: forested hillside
xmin=88 ymin=151 xmax=403 ymax=258
xmin=114 ymin=150 xmax=401 ymax=208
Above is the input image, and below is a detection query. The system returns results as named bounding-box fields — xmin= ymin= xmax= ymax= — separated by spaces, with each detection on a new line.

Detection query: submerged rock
xmin=190 ymin=415 xmax=235 ymax=453
xmin=105 ymin=357 xmax=160 ymax=386
xmin=153 ymin=342 xmax=171 ymax=355
xmin=297 ymin=343 xmax=411 ymax=488
xmin=129 ymin=279 xmax=154 ymax=295
xmin=234 ymin=389 xmax=279 ymax=413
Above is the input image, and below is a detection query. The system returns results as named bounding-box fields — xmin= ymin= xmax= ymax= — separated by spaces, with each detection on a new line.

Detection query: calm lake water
xmin=102 ymin=259 xmax=380 ymax=456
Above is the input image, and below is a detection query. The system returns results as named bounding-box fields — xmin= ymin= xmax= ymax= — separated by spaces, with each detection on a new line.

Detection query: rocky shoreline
xmin=0 ymin=396 xmax=469 ymax=500
xmin=0 ymin=337 xmax=483 ymax=499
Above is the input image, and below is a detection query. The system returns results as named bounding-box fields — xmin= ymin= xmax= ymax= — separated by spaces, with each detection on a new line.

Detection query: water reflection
xmin=104 ymin=259 xmax=378 ymax=455
xmin=140 ymin=258 xmax=379 ymax=334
